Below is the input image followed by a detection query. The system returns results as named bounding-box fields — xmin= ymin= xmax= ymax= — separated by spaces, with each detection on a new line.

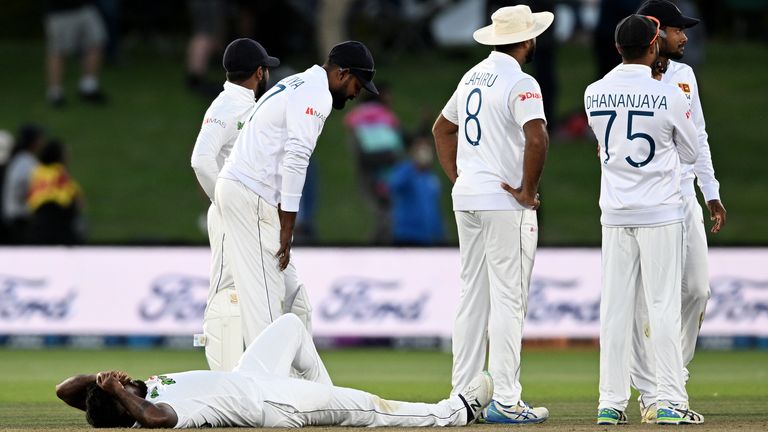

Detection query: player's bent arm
xmin=520 ymin=118 xmax=549 ymax=195
xmin=56 ymin=374 xmax=98 ymax=411
xmin=671 ymin=92 xmax=698 ymax=165
xmin=112 ymin=388 xmax=178 ymax=428
xmin=432 ymin=114 xmax=459 ymax=183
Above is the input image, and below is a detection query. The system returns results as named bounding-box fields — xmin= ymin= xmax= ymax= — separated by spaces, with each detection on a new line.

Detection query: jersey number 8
xmin=465 ymin=88 xmax=482 ymax=146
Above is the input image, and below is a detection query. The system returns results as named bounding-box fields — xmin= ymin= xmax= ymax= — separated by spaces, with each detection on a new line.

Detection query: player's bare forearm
xmin=277 ymin=205 xmax=297 ymax=270
xmin=432 ymin=114 xmax=459 ymax=183
xmin=56 ymin=374 xmax=97 ymax=411
xmin=112 ymin=388 xmax=177 ymax=428
xmin=520 ymin=119 xmax=549 ymax=195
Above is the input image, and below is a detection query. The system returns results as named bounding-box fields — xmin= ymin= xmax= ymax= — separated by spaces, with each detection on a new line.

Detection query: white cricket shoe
xmin=484 ymin=400 xmax=549 ymax=424
xmin=640 ymin=400 xmax=656 ymax=424
xmin=656 ymin=401 xmax=704 ymax=425
xmin=457 ymin=371 xmax=493 ymax=425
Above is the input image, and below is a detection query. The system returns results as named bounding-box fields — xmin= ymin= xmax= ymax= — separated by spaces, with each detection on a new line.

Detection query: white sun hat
xmin=473 ymin=5 xmax=554 ymax=46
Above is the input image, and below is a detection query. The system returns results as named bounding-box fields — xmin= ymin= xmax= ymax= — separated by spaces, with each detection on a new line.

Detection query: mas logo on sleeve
xmin=519 ymin=92 xmax=542 ymax=101
xmin=203 ymin=118 xmax=226 ymax=128
xmin=304 ymin=106 xmax=327 ymax=123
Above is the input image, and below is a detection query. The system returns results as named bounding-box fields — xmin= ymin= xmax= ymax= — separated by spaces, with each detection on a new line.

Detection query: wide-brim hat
xmin=473 ymin=5 xmax=554 ymax=46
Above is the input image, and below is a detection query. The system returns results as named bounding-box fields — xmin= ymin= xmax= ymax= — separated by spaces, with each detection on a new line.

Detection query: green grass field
xmin=0 ymin=39 xmax=765 ymax=245
xmin=0 ymin=348 xmax=766 ymax=430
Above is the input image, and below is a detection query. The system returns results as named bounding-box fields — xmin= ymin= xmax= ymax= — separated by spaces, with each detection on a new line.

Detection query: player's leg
xmin=681 ymin=196 xmax=710 ymax=368
xmin=629 ymin=279 xmax=658 ymax=420
xmin=598 ymin=227 xmax=639 ymax=422
xmin=451 ymin=211 xmax=490 ymax=397
xmin=234 ymin=313 xmax=331 ymax=385
xmin=261 ymin=372 xmax=493 ymax=427
xmin=636 ymin=223 xmax=700 ymax=424
xmin=215 ymin=179 xmax=285 ymax=346
xmin=202 ymin=203 xmax=243 ymax=371
xmin=283 ymin=262 xmax=313 ymax=333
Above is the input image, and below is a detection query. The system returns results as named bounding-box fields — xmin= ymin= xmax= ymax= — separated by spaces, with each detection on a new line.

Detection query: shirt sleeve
xmin=190 ymin=112 xmax=233 ymax=201
xmin=441 ymin=88 xmax=460 ymax=125
xmin=280 ymin=88 xmax=331 ymax=212
xmin=670 ymin=89 xmax=698 ymax=165
xmin=688 ymin=73 xmax=720 ymax=201
xmin=508 ymin=77 xmax=547 ymax=128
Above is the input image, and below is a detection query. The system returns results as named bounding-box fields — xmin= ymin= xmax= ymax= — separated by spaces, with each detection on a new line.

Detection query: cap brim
xmin=676 ymin=15 xmax=700 ymax=28
xmin=473 ymin=11 xmax=554 ymax=46
xmin=263 ymin=56 xmax=280 ymax=68
xmin=350 ymin=69 xmax=379 ymax=95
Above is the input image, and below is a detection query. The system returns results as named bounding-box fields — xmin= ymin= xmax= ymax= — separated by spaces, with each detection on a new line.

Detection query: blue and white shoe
xmin=596 ymin=407 xmax=627 ymax=425
xmin=457 ymin=372 xmax=494 ymax=425
xmin=656 ymin=402 xmax=704 ymax=425
xmin=484 ymin=399 xmax=549 ymax=424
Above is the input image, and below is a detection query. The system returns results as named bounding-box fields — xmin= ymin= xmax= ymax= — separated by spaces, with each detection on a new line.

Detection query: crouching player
xmin=56 ymin=314 xmax=492 ymax=428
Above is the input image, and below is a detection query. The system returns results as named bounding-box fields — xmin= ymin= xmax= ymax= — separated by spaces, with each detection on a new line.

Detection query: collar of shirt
xmin=612 ymin=63 xmax=653 ymax=77
xmin=307 ymin=64 xmax=329 ymax=88
xmin=223 ymin=80 xmax=256 ymax=103
xmin=487 ymin=50 xmax=522 ymax=70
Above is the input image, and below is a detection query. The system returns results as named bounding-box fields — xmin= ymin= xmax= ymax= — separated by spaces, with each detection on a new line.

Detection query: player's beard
xmin=255 ymin=78 xmax=268 ymax=100
xmin=330 ymin=87 xmax=349 ymax=110
xmin=661 ymin=38 xmax=685 ymax=60
xmin=525 ymin=42 xmax=536 ymax=64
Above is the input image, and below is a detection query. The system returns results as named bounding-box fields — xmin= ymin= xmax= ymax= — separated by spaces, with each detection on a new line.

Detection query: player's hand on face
xmin=113 ymin=370 xmax=132 ymax=384
xmin=501 ymin=183 xmax=540 ymax=210
xmin=96 ymin=371 xmax=125 ymax=394
xmin=707 ymin=199 xmax=727 ymax=233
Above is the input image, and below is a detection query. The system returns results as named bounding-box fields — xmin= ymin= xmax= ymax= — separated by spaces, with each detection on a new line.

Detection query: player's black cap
xmin=223 ymin=38 xmax=280 ymax=73
xmin=615 ymin=14 xmax=660 ymax=48
xmin=328 ymin=41 xmax=379 ymax=95
xmin=636 ymin=0 xmax=700 ymax=29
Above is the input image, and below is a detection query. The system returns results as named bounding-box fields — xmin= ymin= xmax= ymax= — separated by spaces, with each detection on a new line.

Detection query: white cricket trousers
xmin=599 ymin=222 xmax=688 ymax=411
xmin=630 ymin=196 xmax=710 ymax=406
xmin=215 ymin=178 xmax=289 ymax=346
xmin=451 ymin=209 xmax=537 ymax=406
xmin=242 ymin=314 xmax=469 ymax=427
xmin=204 ymin=199 xmax=312 ymax=371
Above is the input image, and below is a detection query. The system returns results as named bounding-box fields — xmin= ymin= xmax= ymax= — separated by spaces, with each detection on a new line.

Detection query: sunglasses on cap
xmin=342 ymin=66 xmax=376 ymax=82
xmin=645 ymin=15 xmax=664 ymax=46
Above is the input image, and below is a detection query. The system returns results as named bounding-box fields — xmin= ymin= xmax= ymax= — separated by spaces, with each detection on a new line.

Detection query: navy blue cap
xmin=328 ymin=41 xmax=378 ymax=95
xmin=223 ymin=38 xmax=279 ymax=73
xmin=637 ymin=0 xmax=700 ymax=29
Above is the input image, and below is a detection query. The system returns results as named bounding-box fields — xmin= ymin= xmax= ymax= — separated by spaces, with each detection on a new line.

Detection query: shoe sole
xmin=657 ymin=418 xmax=704 ymax=425
xmin=486 ymin=417 xmax=548 ymax=424
xmin=596 ymin=419 xmax=627 ymax=425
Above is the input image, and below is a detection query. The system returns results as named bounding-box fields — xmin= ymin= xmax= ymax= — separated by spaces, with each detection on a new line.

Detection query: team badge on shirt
xmin=677 ymin=83 xmax=691 ymax=94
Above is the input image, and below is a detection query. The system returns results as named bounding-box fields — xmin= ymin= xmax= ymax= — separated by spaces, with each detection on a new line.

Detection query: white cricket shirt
xmin=139 ymin=371 xmax=265 ymax=428
xmin=219 ymin=65 xmax=332 ymax=212
xmin=585 ymin=64 xmax=699 ymax=227
xmin=441 ymin=51 xmax=547 ymax=211
xmin=661 ymin=60 xmax=720 ymax=201
xmin=190 ymin=81 xmax=256 ymax=201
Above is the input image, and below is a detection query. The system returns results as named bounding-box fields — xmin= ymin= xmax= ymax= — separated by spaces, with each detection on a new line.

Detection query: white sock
xmin=79 ymin=76 xmax=99 ymax=93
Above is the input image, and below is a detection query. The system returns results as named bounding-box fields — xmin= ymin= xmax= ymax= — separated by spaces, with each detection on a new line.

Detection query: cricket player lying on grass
xmin=56 ymin=314 xmax=493 ymax=428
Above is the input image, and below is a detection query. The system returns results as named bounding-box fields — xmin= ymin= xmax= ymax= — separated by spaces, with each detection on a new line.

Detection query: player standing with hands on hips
xmin=215 ymin=41 xmax=379 ymax=347
xmin=432 ymin=5 xmax=552 ymax=424
xmin=585 ymin=14 xmax=702 ymax=425
xmin=191 ymin=39 xmax=313 ymax=371
xmin=630 ymin=0 xmax=727 ymax=422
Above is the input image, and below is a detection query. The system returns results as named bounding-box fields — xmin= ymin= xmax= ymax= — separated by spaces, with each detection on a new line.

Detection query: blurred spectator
xmin=594 ymin=0 xmax=643 ymax=78
xmin=0 ymin=130 xmax=14 ymax=243
xmin=388 ymin=136 xmax=444 ymax=246
xmin=2 ymin=124 xmax=45 ymax=243
xmin=295 ymin=160 xmax=318 ymax=245
xmin=186 ymin=0 xmax=229 ymax=98
xmin=45 ymin=0 xmax=109 ymax=106
xmin=95 ymin=0 xmax=122 ymax=64
xmin=27 ymin=139 xmax=85 ymax=245
xmin=344 ymin=83 xmax=405 ymax=244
